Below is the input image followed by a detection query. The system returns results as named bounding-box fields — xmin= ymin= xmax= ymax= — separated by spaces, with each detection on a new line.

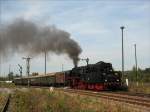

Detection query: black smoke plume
xmin=0 ymin=19 xmax=82 ymax=66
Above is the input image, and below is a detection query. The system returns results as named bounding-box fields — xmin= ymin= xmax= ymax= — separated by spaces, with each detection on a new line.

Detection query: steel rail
xmin=16 ymin=86 xmax=150 ymax=110
xmin=56 ymin=88 xmax=150 ymax=109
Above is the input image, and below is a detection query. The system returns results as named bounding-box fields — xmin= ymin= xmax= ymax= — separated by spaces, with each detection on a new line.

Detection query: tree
xmin=8 ymin=72 xmax=14 ymax=80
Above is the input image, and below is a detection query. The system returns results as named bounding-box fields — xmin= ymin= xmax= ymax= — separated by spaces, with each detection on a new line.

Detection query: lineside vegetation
xmin=8 ymin=88 xmax=142 ymax=112
xmin=0 ymin=93 xmax=8 ymax=111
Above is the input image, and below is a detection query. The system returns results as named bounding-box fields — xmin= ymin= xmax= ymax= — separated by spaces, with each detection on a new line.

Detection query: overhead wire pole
xmin=45 ymin=51 xmax=47 ymax=75
xmin=62 ymin=64 xmax=65 ymax=86
xmin=120 ymin=26 xmax=125 ymax=82
xmin=18 ymin=64 xmax=22 ymax=77
xmin=8 ymin=64 xmax=11 ymax=81
xmin=62 ymin=64 xmax=64 ymax=72
xmin=134 ymin=44 xmax=138 ymax=86
xmin=23 ymin=57 xmax=32 ymax=87
xmin=0 ymin=19 xmax=2 ymax=77
xmin=0 ymin=0 xmax=1 ymax=77
xmin=0 ymin=55 xmax=2 ymax=76
xmin=0 ymin=56 xmax=2 ymax=77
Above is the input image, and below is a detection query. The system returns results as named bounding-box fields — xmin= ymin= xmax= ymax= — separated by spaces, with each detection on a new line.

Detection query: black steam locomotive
xmin=14 ymin=61 xmax=123 ymax=91
xmin=67 ymin=61 xmax=122 ymax=91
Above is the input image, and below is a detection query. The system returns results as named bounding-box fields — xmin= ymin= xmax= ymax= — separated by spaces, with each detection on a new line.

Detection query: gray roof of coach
xmin=14 ymin=72 xmax=56 ymax=80
xmin=14 ymin=70 xmax=69 ymax=80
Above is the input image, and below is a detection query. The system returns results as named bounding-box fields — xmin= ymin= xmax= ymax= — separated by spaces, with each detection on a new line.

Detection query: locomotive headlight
xmin=105 ymin=79 xmax=107 ymax=82
xmin=117 ymin=79 xmax=119 ymax=82
xmin=103 ymin=73 xmax=106 ymax=75
xmin=115 ymin=73 xmax=118 ymax=75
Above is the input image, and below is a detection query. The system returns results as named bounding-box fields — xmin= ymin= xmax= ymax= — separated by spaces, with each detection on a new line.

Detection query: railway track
xmin=56 ymin=88 xmax=150 ymax=111
xmin=112 ymin=91 xmax=150 ymax=98
xmin=1 ymin=94 xmax=10 ymax=112
xmin=17 ymin=86 xmax=150 ymax=111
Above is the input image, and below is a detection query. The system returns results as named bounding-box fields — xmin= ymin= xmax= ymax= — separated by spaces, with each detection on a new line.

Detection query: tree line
xmin=125 ymin=67 xmax=150 ymax=82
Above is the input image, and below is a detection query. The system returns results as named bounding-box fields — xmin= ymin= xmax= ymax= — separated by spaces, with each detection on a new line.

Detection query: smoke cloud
xmin=0 ymin=19 xmax=82 ymax=66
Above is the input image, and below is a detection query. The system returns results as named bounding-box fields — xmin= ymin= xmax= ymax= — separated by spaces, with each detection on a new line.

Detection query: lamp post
xmin=120 ymin=26 xmax=125 ymax=81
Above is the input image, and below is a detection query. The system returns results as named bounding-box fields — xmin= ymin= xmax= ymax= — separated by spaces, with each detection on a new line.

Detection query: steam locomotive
xmin=14 ymin=61 xmax=123 ymax=91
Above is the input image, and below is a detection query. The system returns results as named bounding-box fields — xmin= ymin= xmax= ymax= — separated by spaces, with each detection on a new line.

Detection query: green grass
xmin=0 ymin=93 xmax=8 ymax=111
xmin=8 ymin=88 xmax=142 ymax=112
xmin=128 ymin=82 xmax=150 ymax=94
xmin=0 ymin=82 xmax=16 ymax=88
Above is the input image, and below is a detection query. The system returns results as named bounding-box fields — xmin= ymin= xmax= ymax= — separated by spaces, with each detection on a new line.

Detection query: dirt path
xmin=0 ymin=88 xmax=14 ymax=94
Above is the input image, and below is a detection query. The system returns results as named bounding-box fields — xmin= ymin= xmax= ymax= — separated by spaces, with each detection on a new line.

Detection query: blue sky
xmin=0 ymin=0 xmax=150 ymax=76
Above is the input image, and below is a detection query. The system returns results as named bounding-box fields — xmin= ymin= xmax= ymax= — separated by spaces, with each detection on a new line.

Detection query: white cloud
xmin=64 ymin=21 xmax=109 ymax=36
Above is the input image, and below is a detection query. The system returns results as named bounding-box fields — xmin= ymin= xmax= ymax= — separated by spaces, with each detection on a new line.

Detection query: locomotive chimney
xmin=74 ymin=63 xmax=78 ymax=68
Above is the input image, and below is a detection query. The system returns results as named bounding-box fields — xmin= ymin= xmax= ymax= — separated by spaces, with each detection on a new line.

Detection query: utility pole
xmin=45 ymin=51 xmax=47 ymax=75
xmin=120 ymin=26 xmax=125 ymax=81
xmin=18 ymin=64 xmax=22 ymax=77
xmin=0 ymin=55 xmax=1 ymax=77
xmin=134 ymin=44 xmax=138 ymax=86
xmin=62 ymin=64 xmax=64 ymax=72
xmin=23 ymin=57 xmax=32 ymax=87
xmin=62 ymin=64 xmax=65 ymax=86
xmin=8 ymin=64 xmax=11 ymax=81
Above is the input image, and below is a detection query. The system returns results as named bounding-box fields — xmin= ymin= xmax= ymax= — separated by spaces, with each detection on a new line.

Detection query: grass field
xmin=7 ymin=88 xmax=144 ymax=112
xmin=0 ymin=93 xmax=8 ymax=111
xmin=0 ymin=81 xmax=149 ymax=112
xmin=0 ymin=82 xmax=15 ymax=88
xmin=128 ymin=82 xmax=150 ymax=94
